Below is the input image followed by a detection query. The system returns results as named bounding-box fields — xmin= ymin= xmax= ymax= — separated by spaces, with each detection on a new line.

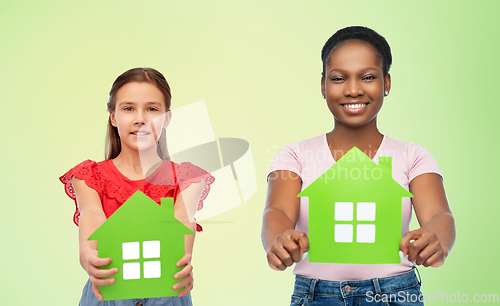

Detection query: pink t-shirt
xmin=268 ymin=134 xmax=442 ymax=280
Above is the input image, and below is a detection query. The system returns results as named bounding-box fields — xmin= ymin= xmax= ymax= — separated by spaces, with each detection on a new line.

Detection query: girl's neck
xmin=113 ymin=145 xmax=163 ymax=180
xmin=326 ymin=119 xmax=383 ymax=161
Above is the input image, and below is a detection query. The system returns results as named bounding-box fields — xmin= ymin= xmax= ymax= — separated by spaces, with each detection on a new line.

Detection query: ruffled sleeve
xmin=175 ymin=162 xmax=214 ymax=233
xmin=59 ymin=160 xmax=103 ymax=226
xmin=175 ymin=162 xmax=215 ymax=212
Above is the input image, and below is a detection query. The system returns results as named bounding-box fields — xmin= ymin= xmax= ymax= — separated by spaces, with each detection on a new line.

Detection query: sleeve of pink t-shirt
xmin=406 ymin=142 xmax=442 ymax=182
xmin=268 ymin=142 xmax=302 ymax=179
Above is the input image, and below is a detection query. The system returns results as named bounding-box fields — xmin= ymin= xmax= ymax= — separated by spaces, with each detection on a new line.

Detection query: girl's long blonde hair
xmin=105 ymin=67 xmax=171 ymax=160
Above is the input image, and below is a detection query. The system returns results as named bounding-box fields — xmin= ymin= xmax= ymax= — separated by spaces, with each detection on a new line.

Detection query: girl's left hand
xmin=399 ymin=227 xmax=447 ymax=268
xmin=173 ymin=253 xmax=193 ymax=296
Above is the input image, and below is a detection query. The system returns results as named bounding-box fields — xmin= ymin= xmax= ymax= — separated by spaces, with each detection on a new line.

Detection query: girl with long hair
xmin=61 ymin=68 xmax=214 ymax=305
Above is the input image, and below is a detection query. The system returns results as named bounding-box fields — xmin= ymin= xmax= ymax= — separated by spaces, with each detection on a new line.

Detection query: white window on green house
xmin=334 ymin=202 xmax=376 ymax=243
xmin=122 ymin=240 xmax=161 ymax=280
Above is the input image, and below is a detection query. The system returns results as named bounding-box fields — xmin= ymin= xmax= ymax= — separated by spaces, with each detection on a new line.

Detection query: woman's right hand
xmin=262 ymin=170 xmax=305 ymax=271
xmin=266 ymin=229 xmax=309 ymax=271
xmin=81 ymin=249 xmax=119 ymax=301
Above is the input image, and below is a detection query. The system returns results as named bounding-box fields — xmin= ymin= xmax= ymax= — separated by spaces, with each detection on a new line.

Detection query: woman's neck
xmin=326 ymin=119 xmax=383 ymax=161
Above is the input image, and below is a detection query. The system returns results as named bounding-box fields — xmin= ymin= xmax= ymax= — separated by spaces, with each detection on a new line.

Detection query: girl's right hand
xmin=82 ymin=249 xmax=119 ymax=301
xmin=266 ymin=229 xmax=309 ymax=271
xmin=73 ymin=177 xmax=118 ymax=301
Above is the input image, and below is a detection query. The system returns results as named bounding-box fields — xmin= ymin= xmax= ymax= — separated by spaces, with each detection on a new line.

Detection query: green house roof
xmin=89 ymin=191 xmax=193 ymax=242
xmin=298 ymin=146 xmax=412 ymax=200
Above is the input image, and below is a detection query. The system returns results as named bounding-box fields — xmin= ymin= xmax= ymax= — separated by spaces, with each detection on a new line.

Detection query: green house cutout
xmin=88 ymin=191 xmax=194 ymax=301
xmin=298 ymin=147 xmax=413 ymax=264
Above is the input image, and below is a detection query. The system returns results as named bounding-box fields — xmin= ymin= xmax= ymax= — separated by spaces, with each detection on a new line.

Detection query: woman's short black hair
xmin=321 ymin=26 xmax=392 ymax=77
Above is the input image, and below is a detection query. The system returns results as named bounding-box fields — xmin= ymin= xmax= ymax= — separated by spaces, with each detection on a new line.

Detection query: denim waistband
xmin=294 ymin=268 xmax=421 ymax=298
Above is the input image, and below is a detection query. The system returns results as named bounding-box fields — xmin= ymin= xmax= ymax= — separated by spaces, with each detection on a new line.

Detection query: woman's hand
xmin=266 ymin=229 xmax=309 ymax=271
xmin=262 ymin=170 xmax=304 ymax=271
xmin=399 ymin=227 xmax=447 ymax=267
xmin=405 ymin=173 xmax=455 ymax=268
xmin=173 ymin=253 xmax=194 ymax=297
xmin=81 ymin=249 xmax=118 ymax=301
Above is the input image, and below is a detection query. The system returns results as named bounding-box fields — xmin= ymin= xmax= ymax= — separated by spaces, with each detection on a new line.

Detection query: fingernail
xmin=302 ymin=251 xmax=309 ymax=260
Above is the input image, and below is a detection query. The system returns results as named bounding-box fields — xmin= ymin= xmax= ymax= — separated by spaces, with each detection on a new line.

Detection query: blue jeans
xmin=80 ymin=279 xmax=193 ymax=306
xmin=290 ymin=269 xmax=424 ymax=306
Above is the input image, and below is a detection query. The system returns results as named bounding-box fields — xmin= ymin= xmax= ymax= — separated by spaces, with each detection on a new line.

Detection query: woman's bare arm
xmin=400 ymin=173 xmax=456 ymax=267
xmin=262 ymin=170 xmax=309 ymax=271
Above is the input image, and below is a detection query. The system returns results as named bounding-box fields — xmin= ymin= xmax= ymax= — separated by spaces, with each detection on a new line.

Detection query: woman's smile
xmin=340 ymin=101 xmax=370 ymax=114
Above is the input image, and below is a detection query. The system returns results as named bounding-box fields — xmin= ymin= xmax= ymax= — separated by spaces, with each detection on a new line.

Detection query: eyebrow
xmin=117 ymin=101 xmax=163 ymax=106
xmin=328 ymin=67 xmax=379 ymax=74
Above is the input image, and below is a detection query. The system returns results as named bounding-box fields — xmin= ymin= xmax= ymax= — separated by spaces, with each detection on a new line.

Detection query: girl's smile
xmin=131 ymin=130 xmax=150 ymax=136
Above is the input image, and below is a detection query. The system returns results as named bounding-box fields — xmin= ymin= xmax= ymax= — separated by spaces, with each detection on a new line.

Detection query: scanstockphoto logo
xmin=365 ymin=290 xmax=499 ymax=303
xmin=266 ymin=164 xmax=385 ymax=181
xmin=267 ymin=145 xmax=397 ymax=182
xmin=266 ymin=144 xmax=396 ymax=164
xmin=321 ymin=164 xmax=384 ymax=181
xmin=145 ymin=101 xmax=257 ymax=221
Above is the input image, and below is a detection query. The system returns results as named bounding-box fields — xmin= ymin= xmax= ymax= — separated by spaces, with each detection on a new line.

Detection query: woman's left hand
xmin=399 ymin=227 xmax=447 ymax=267
xmin=404 ymin=173 xmax=455 ymax=268
xmin=173 ymin=253 xmax=194 ymax=296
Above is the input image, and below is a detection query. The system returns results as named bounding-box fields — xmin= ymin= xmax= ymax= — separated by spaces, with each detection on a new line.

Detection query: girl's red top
xmin=59 ymin=159 xmax=214 ymax=232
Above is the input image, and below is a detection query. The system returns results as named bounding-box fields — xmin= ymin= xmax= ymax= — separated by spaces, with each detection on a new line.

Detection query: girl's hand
xmin=173 ymin=253 xmax=193 ymax=297
xmin=266 ymin=229 xmax=309 ymax=271
xmin=82 ymin=249 xmax=119 ymax=301
xmin=399 ymin=227 xmax=447 ymax=268
xmin=73 ymin=177 xmax=117 ymax=300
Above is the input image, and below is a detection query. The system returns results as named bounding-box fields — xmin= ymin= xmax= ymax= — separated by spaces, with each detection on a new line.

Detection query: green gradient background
xmin=1 ymin=1 xmax=498 ymax=305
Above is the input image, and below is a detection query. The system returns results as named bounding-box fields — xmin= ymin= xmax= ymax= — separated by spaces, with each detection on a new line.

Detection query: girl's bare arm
xmin=172 ymin=179 xmax=204 ymax=296
xmin=72 ymin=177 xmax=118 ymax=301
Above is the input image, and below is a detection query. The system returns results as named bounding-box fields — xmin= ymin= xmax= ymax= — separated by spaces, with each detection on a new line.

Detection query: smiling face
xmin=110 ymin=81 xmax=170 ymax=152
xmin=321 ymin=40 xmax=391 ymax=130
